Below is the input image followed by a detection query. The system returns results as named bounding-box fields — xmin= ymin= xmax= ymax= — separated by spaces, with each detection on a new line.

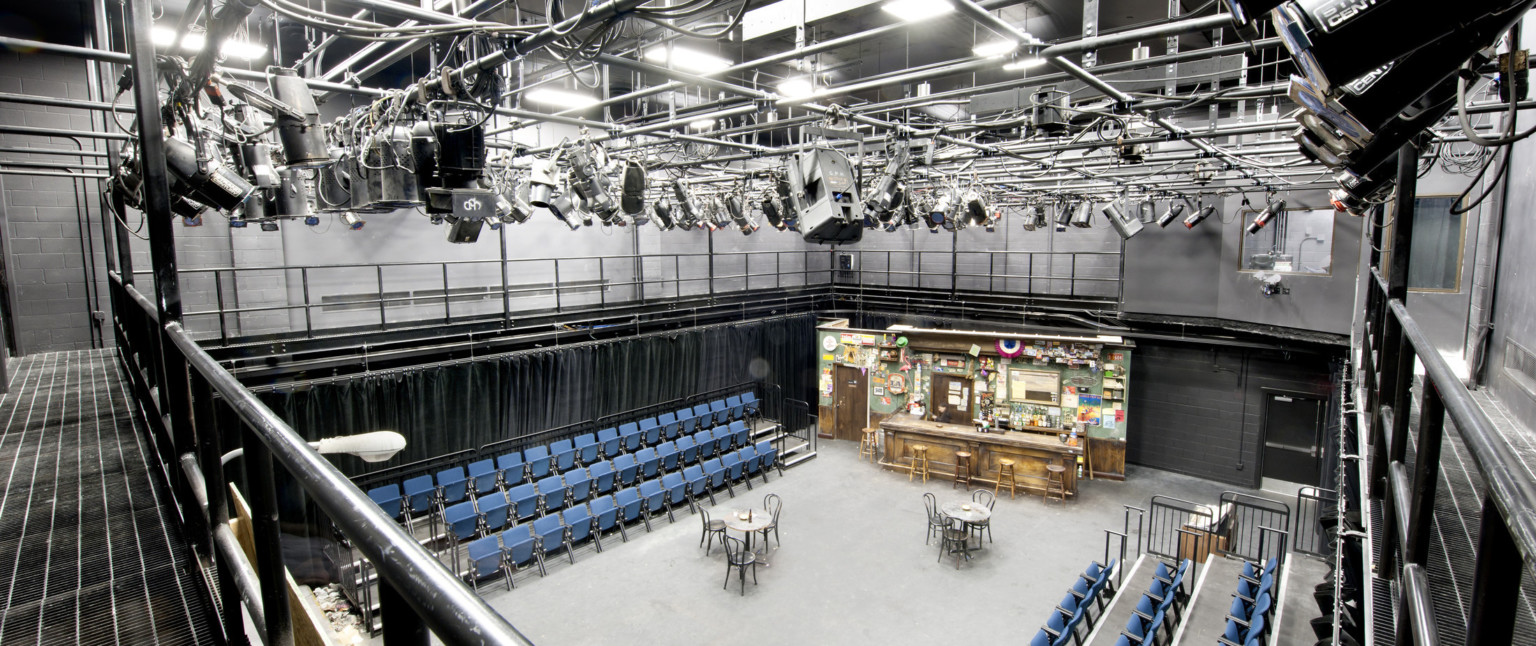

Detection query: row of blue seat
xmin=367 ymin=423 xmax=766 ymax=531
xmin=456 ymin=443 xmax=780 ymax=590
xmin=1111 ymin=558 xmax=1191 ymax=646
xmin=1032 ymin=560 xmax=1118 ymax=646
xmin=1219 ymin=557 xmax=1278 ymax=646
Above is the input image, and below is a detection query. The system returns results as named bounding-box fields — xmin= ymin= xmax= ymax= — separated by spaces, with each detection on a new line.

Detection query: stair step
xmin=783 ymin=452 xmax=818 ymax=468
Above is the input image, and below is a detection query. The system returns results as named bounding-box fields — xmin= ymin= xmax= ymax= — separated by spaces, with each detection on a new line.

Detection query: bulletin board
xmin=1008 ymin=369 xmax=1061 ymax=404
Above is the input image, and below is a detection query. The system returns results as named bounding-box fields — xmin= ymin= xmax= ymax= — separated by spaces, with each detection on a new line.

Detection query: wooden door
xmin=931 ymin=374 xmax=972 ymax=425
xmin=833 ymin=364 xmax=868 ymax=441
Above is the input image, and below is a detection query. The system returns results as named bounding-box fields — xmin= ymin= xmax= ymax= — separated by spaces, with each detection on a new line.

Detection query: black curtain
xmin=259 ymin=313 xmax=816 ymax=477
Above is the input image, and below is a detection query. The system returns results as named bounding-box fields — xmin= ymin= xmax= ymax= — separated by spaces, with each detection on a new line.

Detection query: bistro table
xmin=940 ymin=500 xmax=992 ymax=559
xmin=722 ymin=508 xmax=775 ymax=566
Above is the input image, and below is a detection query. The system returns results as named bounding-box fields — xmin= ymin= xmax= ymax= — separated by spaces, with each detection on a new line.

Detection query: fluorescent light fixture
xmin=152 ymin=26 xmax=267 ymax=60
xmin=973 ymin=40 xmax=1018 ymax=58
xmin=1003 ymin=57 xmax=1047 ymax=71
xmin=526 ymin=88 xmax=600 ymax=109
xmin=777 ymin=77 xmax=814 ymax=98
xmin=882 ymin=0 xmax=954 ymax=21
xmin=690 ymin=119 xmax=715 ymax=131
xmin=644 ymin=46 xmax=732 ymax=74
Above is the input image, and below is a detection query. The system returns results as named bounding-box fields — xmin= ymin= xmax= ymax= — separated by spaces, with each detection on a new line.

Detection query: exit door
xmin=833 ymin=364 xmax=868 ymax=441
xmin=1262 ymin=393 xmax=1324 ymax=485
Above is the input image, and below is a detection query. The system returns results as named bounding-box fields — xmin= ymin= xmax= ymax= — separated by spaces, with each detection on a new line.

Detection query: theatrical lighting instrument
xmin=163 ymin=136 xmax=255 ymax=212
xmin=787 ymin=147 xmax=863 ymax=244
xmin=761 ymin=190 xmax=787 ymax=231
xmin=260 ymin=221 xmax=280 ymax=232
xmin=267 ymin=67 xmax=330 ymax=168
xmin=652 ymin=197 xmax=676 ymax=230
xmin=1246 ymin=200 xmax=1286 ymax=235
xmin=500 ymin=183 xmax=535 ymax=224
xmin=340 ymin=211 xmax=365 ymax=230
xmin=1021 ymin=205 xmax=1043 ymax=231
xmin=1221 ymin=1 xmax=1287 ymax=37
xmin=1156 ymin=203 xmax=1185 ymax=228
xmin=1103 ymin=202 xmax=1145 ymax=240
xmin=527 ymin=154 xmax=561 ymax=208
xmin=725 ymin=195 xmax=757 ymax=234
xmin=273 ymin=168 xmax=311 ymax=218
xmin=961 ymin=190 xmax=989 ymax=227
xmin=1054 ymin=202 xmax=1072 ymax=231
xmin=567 ymin=140 xmax=619 ymax=223
xmin=1183 ymin=205 xmax=1217 ymax=229
xmin=357 ymin=126 xmax=422 ymax=211
xmin=547 ymin=194 xmax=584 ymax=230
xmin=304 ymin=216 xmax=320 ymax=226
xmin=1070 ymin=200 xmax=1093 ymax=228
xmin=672 ymin=181 xmax=703 ymax=230
xmin=930 ymin=191 xmax=955 ymax=230
xmin=1137 ymin=201 xmax=1156 ymax=224
xmin=865 ymin=145 xmax=912 ymax=222
xmin=238 ymin=143 xmax=278 ymax=188
xmin=621 ymin=159 xmax=648 ymax=217
xmin=229 ymin=217 xmax=248 ymax=228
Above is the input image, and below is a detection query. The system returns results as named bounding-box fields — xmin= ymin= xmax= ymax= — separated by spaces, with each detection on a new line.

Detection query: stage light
xmin=238 ymin=143 xmax=278 ymax=188
xmin=1137 ymin=201 xmax=1156 ymax=224
xmin=961 ymin=190 xmax=989 ymax=227
xmin=644 ymin=46 xmax=732 ymax=74
xmin=621 ymin=159 xmax=647 ymax=217
xmin=547 ymin=194 xmax=584 ymax=230
xmin=865 ymin=145 xmax=911 ymax=221
xmin=882 ymin=0 xmax=953 ymax=22
xmin=973 ymin=40 xmax=1017 ymax=58
xmin=229 ymin=218 xmax=247 ymax=228
xmin=163 ymin=136 xmax=255 ymax=212
xmin=652 ymin=197 xmax=676 ymax=230
xmin=304 ymin=216 xmax=320 ymax=226
xmin=273 ymin=168 xmax=311 ymax=218
xmin=788 ymin=148 xmax=863 ymax=244
xmin=1246 ymin=200 xmax=1286 ymax=235
xmin=1183 ymin=205 xmax=1216 ymax=229
xmin=260 ymin=220 xmax=279 ymax=232
xmin=1021 ymin=205 xmax=1043 ymax=231
xmin=526 ymin=89 xmax=599 ymax=109
xmin=762 ymin=192 xmax=787 ymax=231
xmin=1156 ymin=203 xmax=1185 ymax=228
xmin=1103 ymin=203 xmax=1145 ymax=240
xmin=1054 ymin=203 xmax=1072 ymax=231
xmin=152 ymin=26 xmax=266 ymax=60
xmin=671 ymin=181 xmax=703 ymax=229
xmin=267 ymin=67 xmax=329 ymax=167
xmin=527 ymin=155 xmax=560 ymax=207
xmin=567 ymin=142 xmax=618 ymax=223
xmin=356 ymin=126 xmax=422 ymax=210
xmin=1070 ymin=200 xmax=1093 ymax=228
xmin=340 ymin=211 xmax=365 ymax=230
xmin=725 ymin=195 xmax=757 ymax=234
xmin=500 ymin=183 xmax=535 ymax=224
xmin=777 ymin=77 xmax=815 ymax=98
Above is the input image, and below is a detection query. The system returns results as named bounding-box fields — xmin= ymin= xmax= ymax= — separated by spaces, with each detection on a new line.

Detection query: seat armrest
xmin=1121 ymin=631 xmax=1145 ymax=645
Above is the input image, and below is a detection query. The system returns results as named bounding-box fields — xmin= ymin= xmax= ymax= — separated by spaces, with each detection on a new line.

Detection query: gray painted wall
xmin=1486 ymin=108 xmax=1536 ymax=427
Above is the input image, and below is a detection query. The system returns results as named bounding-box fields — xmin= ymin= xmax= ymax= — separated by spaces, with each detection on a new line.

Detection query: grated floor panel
xmin=0 ymin=350 xmax=216 ymax=645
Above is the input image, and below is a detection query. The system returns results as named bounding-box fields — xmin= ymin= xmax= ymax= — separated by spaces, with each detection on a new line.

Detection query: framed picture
xmin=1008 ymin=368 xmax=1061 ymax=404
xmin=873 ymin=386 xmax=886 ymax=396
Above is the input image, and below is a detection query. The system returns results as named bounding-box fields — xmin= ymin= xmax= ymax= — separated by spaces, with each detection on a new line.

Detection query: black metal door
xmin=1261 ymin=393 xmax=1323 ymax=485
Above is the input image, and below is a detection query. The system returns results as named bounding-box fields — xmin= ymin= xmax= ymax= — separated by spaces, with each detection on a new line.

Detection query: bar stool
xmin=952 ymin=451 xmax=972 ymax=489
xmin=1044 ymin=464 xmax=1068 ymax=505
xmin=909 ymin=445 xmax=931 ymax=483
xmin=994 ymin=459 xmax=1017 ymax=500
xmin=859 ymin=427 xmax=879 ymax=464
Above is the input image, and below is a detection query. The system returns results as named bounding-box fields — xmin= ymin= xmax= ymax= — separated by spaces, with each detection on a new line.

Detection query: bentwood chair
xmin=759 ymin=493 xmax=782 ymax=548
xmin=922 ymin=492 xmax=945 ymax=545
xmin=970 ymin=489 xmax=996 ymax=544
xmin=721 ymin=535 xmax=758 ymax=595
xmin=699 ymin=507 xmax=727 ymax=555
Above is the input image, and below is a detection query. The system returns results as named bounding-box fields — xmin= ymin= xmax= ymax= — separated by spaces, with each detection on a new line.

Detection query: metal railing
xmin=108 ymin=271 xmax=531 ymax=645
xmin=145 ymin=246 xmax=1125 ymax=346
xmin=1215 ymin=491 xmax=1291 ymax=563
xmin=1358 ymin=147 xmax=1536 ymax=646
xmin=1146 ymin=495 xmax=1214 ymax=566
xmin=1293 ymin=486 xmax=1338 ymax=558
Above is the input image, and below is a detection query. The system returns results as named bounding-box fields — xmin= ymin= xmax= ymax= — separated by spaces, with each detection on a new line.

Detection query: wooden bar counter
xmin=879 ymin=415 xmax=1083 ymax=497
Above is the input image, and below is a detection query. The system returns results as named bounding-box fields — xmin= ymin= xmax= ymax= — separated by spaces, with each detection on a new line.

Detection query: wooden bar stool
xmin=994 ymin=459 xmax=1017 ymax=500
xmin=1044 ymin=464 xmax=1068 ymax=505
xmin=952 ymin=451 xmax=972 ymax=489
xmin=909 ymin=445 xmax=931 ymax=483
xmin=859 ymin=427 xmax=879 ymax=463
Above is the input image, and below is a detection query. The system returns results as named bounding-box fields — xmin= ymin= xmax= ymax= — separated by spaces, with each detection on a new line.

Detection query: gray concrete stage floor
xmin=432 ymin=442 xmax=1284 ymax=645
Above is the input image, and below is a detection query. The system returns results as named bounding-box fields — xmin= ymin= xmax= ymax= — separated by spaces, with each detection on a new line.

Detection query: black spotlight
xmin=267 ymin=67 xmax=331 ymax=168
xmin=621 ymin=158 xmax=648 ymax=218
xmin=1246 ymin=200 xmax=1287 ymax=235
xmin=163 ymin=136 xmax=255 ymax=212
xmin=652 ymin=197 xmax=676 ymax=230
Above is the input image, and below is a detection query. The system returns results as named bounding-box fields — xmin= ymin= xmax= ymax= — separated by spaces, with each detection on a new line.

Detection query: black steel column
xmin=1371 ymin=146 xmax=1417 ymax=498
xmin=1403 ymin=383 xmax=1444 ymax=566
xmin=1466 ymin=495 xmax=1521 ymax=646
xmin=243 ymin=426 xmax=294 ymax=646
xmin=378 ymin=579 xmax=429 ymax=646
xmin=127 ymin=0 xmax=199 ymax=530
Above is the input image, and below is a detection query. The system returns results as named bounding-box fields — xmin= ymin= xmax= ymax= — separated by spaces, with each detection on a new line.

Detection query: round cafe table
xmin=940 ymin=500 xmax=991 ymax=557
xmin=722 ymin=508 xmax=775 ymax=566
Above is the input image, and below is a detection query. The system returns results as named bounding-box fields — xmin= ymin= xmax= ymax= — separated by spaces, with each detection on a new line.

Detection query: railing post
xmin=204 ymin=383 xmax=246 ymax=644
xmin=499 ymin=224 xmax=511 ymax=325
xmin=1466 ymin=495 xmax=1521 ymax=646
xmin=376 ymin=266 xmax=387 ymax=329
xmin=553 ymin=259 xmax=562 ymax=311
xmin=1403 ymin=382 xmax=1444 ymax=567
xmin=243 ymin=425 xmax=295 ymax=646
xmin=214 ymin=269 xmax=228 ymax=345
xmin=379 ymin=579 xmax=429 ymax=646
xmin=301 ymin=268 xmax=313 ymax=338
xmin=599 ymin=257 xmax=607 ymax=307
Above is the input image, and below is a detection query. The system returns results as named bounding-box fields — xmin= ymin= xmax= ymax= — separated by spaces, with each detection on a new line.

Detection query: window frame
xmin=1379 ymin=194 xmax=1469 ymax=294
xmin=1236 ymin=204 xmax=1338 ymax=277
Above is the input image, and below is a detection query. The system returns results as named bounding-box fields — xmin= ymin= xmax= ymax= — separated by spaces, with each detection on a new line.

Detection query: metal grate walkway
xmin=0 ymin=350 xmax=216 ymax=645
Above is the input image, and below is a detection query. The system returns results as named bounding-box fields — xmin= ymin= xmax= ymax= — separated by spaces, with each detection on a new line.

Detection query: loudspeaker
xmin=788 ymin=148 xmax=863 ymax=245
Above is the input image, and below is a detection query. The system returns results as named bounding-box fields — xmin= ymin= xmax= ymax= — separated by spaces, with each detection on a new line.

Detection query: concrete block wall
xmin=0 ymin=49 xmax=112 ymax=354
